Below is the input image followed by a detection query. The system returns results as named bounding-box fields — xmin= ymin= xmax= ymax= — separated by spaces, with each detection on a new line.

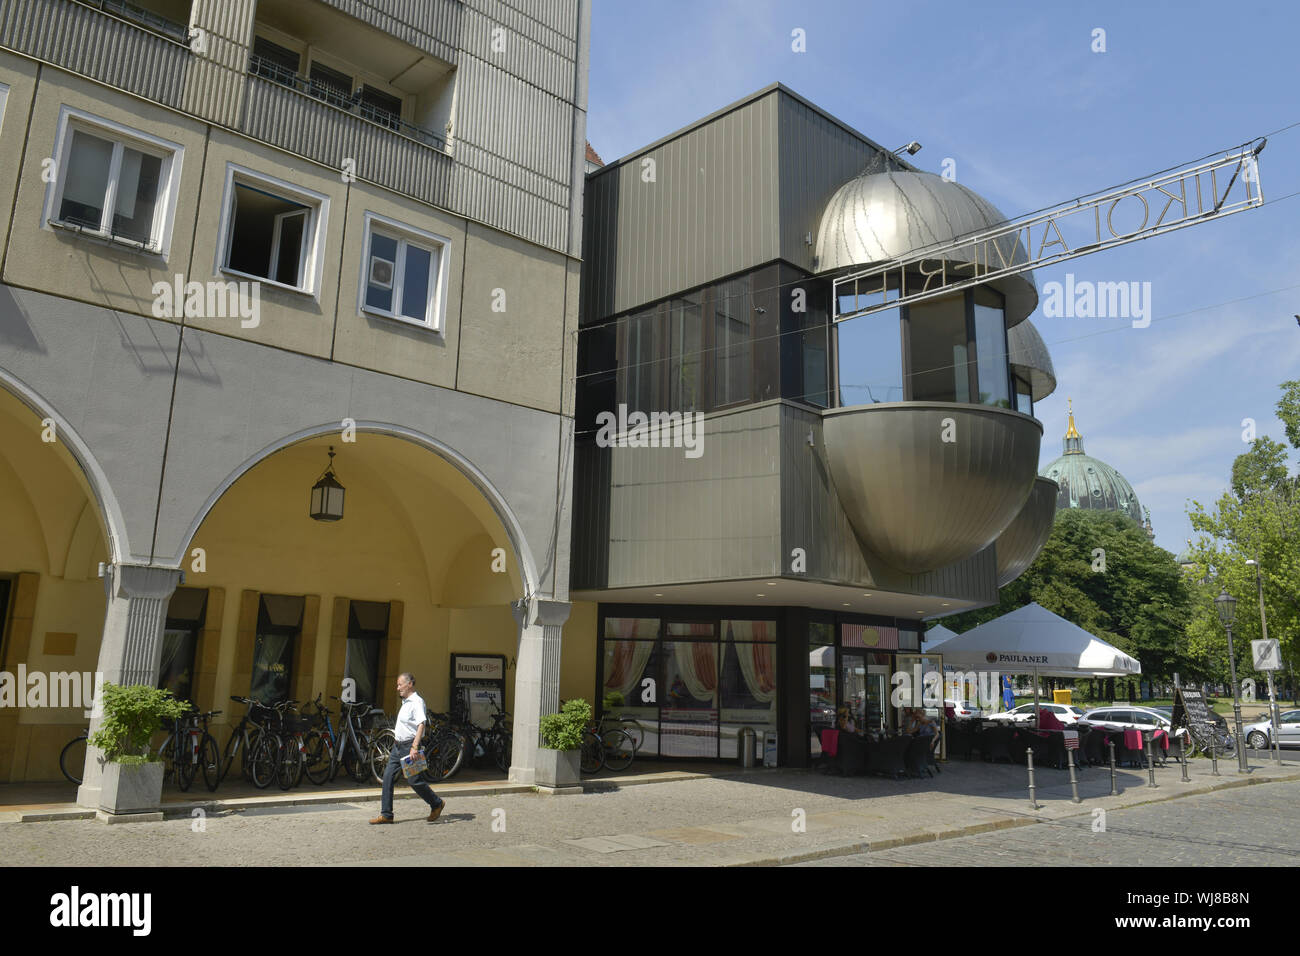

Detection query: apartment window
xmin=0 ymin=83 xmax=9 ymax=136
xmin=359 ymin=86 xmax=402 ymax=131
xmin=46 ymin=109 xmax=183 ymax=254
xmin=250 ymin=35 xmax=301 ymax=84
xmin=217 ymin=165 xmax=329 ymax=294
xmin=361 ymin=213 xmax=450 ymax=331
xmin=309 ymin=61 xmax=354 ymax=110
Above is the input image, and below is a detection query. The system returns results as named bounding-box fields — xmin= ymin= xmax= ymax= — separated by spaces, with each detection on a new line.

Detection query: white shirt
xmin=394 ymin=691 xmax=428 ymax=742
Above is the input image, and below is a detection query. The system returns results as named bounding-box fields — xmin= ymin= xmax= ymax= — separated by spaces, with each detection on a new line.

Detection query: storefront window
xmin=973 ymin=288 xmax=1011 ymax=408
xmin=808 ymin=622 xmax=835 ymax=759
xmin=158 ymin=588 xmax=207 ymax=706
xmin=345 ymin=600 xmax=389 ymax=708
xmin=250 ymin=594 xmax=303 ymax=703
xmin=663 ymin=622 xmax=718 ymax=757
xmin=602 ymin=617 xmax=660 ymax=755
xmin=719 ymin=620 xmax=777 ymax=758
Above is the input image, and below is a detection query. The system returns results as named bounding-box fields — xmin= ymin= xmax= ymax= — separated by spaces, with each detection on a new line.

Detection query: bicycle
xmin=158 ymin=709 xmax=222 ymax=792
xmin=248 ymin=699 xmax=306 ymax=790
xmin=413 ymin=711 xmax=468 ymax=782
xmin=579 ymin=721 xmax=635 ymax=774
xmin=449 ymin=700 xmax=512 ymax=775
xmin=599 ymin=712 xmax=643 ymax=755
xmin=221 ymin=696 xmax=274 ymax=783
xmin=60 ymin=730 xmax=89 ymax=785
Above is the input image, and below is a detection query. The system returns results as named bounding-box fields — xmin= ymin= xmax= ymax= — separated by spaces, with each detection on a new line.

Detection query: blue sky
xmin=585 ymin=0 xmax=1300 ymax=556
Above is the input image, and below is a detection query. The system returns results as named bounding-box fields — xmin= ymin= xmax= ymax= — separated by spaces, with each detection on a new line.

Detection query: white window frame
xmin=41 ymin=105 xmax=185 ymax=258
xmin=214 ymin=163 xmax=330 ymax=298
xmin=358 ymin=212 xmax=451 ymax=334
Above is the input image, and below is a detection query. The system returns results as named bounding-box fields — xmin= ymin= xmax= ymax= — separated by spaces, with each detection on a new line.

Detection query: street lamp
xmin=1245 ymin=559 xmax=1282 ymax=764
xmin=1213 ymin=589 xmax=1249 ymax=772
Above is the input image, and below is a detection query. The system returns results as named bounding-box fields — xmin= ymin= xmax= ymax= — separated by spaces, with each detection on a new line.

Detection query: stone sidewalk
xmin=2 ymin=756 xmax=1296 ymax=866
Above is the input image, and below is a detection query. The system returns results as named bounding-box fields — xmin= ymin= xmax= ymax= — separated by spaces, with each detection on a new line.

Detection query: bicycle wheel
xmin=601 ymin=728 xmax=635 ymax=772
xmin=60 ymin=734 xmax=88 ymax=785
xmin=199 ymin=733 xmax=222 ymax=792
xmin=620 ymin=720 xmax=644 ymax=754
xmin=176 ymin=734 xmax=198 ymax=792
xmin=370 ymin=729 xmax=395 ymax=784
xmin=277 ymin=735 xmax=304 ymax=791
xmin=427 ymin=729 xmax=465 ymax=782
xmin=220 ymin=728 xmax=244 ymax=783
xmin=580 ymin=730 xmax=603 ymax=774
xmin=250 ymin=734 xmax=279 ymax=790
xmin=158 ymin=733 xmax=176 ymax=783
xmin=492 ymin=731 xmax=512 ymax=775
xmin=303 ymin=731 xmax=330 ymax=785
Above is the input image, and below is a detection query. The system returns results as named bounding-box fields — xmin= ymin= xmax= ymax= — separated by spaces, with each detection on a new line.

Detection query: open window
xmin=360 ymin=213 xmax=451 ymax=332
xmin=45 ymin=107 xmax=184 ymax=255
xmin=217 ymin=165 xmax=329 ymax=295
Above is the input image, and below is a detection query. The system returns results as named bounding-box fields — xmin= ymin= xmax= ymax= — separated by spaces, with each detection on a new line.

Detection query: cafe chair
xmin=872 ymin=735 xmax=910 ymax=779
xmin=981 ymin=725 xmax=1014 ymax=764
xmin=903 ymin=735 xmax=931 ymax=778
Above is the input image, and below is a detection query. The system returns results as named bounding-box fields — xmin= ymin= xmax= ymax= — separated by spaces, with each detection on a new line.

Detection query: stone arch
xmin=0 ymin=366 xmax=128 ymax=564
xmin=170 ymin=421 xmax=542 ymax=599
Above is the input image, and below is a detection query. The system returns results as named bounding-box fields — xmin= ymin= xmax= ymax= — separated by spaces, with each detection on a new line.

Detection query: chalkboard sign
xmin=1172 ymin=687 xmax=1213 ymax=733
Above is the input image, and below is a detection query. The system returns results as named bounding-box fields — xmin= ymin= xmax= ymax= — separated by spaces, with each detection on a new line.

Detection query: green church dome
xmin=1039 ymin=401 xmax=1146 ymax=527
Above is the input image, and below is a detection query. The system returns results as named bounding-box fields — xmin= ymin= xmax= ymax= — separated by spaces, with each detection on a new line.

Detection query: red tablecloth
xmin=820 ymin=728 xmax=839 ymax=757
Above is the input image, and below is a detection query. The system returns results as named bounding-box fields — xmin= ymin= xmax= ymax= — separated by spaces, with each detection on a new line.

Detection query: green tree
xmin=1185 ymin=380 xmax=1300 ymax=698
xmin=944 ymin=508 xmax=1193 ymax=697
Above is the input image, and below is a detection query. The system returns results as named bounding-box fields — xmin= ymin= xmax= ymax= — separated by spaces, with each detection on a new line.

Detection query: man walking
xmin=370 ymin=672 xmax=446 ymax=824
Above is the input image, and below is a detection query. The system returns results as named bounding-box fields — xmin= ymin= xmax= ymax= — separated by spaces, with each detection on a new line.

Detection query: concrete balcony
xmin=0 ymin=0 xmax=191 ymax=110
xmin=822 ymin=402 xmax=1042 ymax=574
xmin=239 ymin=71 xmax=453 ymax=213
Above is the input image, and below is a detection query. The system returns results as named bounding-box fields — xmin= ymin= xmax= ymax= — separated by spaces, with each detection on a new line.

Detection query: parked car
xmin=944 ymin=698 xmax=983 ymax=719
xmin=810 ymin=695 xmax=836 ymax=728
xmin=1078 ymin=706 xmax=1191 ymax=747
xmin=984 ymin=702 xmax=1081 ymax=725
xmin=1241 ymin=709 xmax=1300 ymax=749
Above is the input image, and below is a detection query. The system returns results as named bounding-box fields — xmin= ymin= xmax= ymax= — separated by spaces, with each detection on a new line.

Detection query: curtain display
xmin=669 ymin=640 xmax=716 ymax=705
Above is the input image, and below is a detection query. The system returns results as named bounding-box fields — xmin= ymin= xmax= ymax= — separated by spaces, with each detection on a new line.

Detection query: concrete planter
xmin=535 ymin=748 xmax=581 ymax=790
xmin=97 ymin=760 xmax=164 ymax=815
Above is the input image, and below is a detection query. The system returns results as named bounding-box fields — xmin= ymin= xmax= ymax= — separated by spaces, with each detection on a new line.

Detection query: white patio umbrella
xmin=922 ymin=623 xmax=959 ymax=649
xmin=933 ymin=602 xmax=1140 ymax=727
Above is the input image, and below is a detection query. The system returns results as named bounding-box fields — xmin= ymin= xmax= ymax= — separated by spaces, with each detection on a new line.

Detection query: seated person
xmin=903 ymin=708 xmax=937 ymax=736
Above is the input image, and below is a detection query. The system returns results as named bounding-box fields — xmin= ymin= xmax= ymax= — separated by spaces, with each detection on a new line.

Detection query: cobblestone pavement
xmin=796 ymin=776 xmax=1300 ymax=866
xmin=2 ymin=758 xmax=1296 ymax=867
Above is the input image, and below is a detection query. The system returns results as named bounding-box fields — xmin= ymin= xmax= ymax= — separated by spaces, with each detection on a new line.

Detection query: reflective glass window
xmin=973 ymin=288 xmax=1011 ymax=408
xmin=905 ymin=293 xmax=969 ymax=403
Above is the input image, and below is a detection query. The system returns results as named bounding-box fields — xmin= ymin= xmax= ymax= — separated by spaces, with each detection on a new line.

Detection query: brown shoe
xmin=369 ymin=815 xmax=394 ymax=824
xmin=427 ymin=800 xmax=445 ymax=822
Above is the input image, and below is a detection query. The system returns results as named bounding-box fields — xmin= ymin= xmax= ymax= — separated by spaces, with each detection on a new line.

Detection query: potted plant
xmin=88 ymin=683 xmax=189 ymax=814
xmin=536 ymin=698 xmax=589 ymax=790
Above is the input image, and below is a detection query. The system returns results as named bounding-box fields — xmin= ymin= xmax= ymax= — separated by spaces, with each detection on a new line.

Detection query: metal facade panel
xmin=478 ymin=0 xmax=579 ymax=46
xmin=314 ymin=0 xmax=462 ymax=65
xmin=777 ymin=94 xmax=884 ymax=273
xmin=0 ymin=0 xmax=190 ymax=109
xmin=582 ymin=91 xmax=781 ymax=321
xmin=571 ymin=405 xmax=784 ymax=589
xmin=461 ymin=4 xmax=574 ymax=98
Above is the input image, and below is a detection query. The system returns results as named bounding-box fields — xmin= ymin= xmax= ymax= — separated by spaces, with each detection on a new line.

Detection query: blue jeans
xmin=379 ymin=741 xmax=440 ymax=818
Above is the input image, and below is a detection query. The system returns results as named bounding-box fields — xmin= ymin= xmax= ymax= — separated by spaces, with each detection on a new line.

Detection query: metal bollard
xmin=1179 ymin=735 xmax=1190 ymax=782
xmin=1107 ymin=738 xmax=1118 ymax=795
xmin=1067 ymin=743 xmax=1081 ymax=804
xmin=1210 ymin=738 xmax=1220 ymax=777
xmin=1026 ymin=745 xmax=1039 ymax=809
xmin=1144 ymin=730 xmax=1157 ymax=788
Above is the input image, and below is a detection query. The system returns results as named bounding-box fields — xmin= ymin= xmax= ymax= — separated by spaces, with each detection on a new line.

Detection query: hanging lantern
xmin=309 ymin=446 xmax=345 ymax=522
